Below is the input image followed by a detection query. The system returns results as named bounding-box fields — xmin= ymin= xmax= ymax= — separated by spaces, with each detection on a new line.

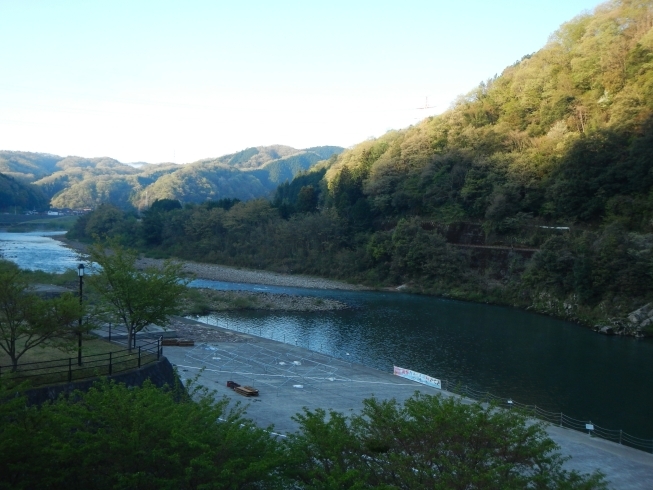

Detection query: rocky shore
xmin=184 ymin=288 xmax=350 ymax=313
xmin=54 ymin=237 xmax=357 ymax=312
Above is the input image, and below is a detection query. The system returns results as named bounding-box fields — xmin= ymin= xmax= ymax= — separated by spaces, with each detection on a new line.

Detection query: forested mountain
xmin=0 ymin=146 xmax=343 ymax=209
xmin=207 ymin=145 xmax=304 ymax=169
xmin=0 ymin=173 xmax=49 ymax=211
xmin=132 ymin=146 xmax=342 ymax=207
xmin=70 ymin=0 xmax=653 ymax=333
xmin=323 ymin=0 xmax=653 ymax=230
xmin=0 ymin=151 xmax=61 ymax=181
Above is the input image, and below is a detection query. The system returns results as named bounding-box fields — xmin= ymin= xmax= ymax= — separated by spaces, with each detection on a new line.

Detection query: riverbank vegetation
xmin=0 ymin=379 xmax=605 ymax=489
xmin=68 ymin=1 xmax=653 ymax=333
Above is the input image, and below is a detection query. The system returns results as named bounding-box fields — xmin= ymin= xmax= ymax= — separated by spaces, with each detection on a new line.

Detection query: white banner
xmin=394 ymin=366 xmax=441 ymax=390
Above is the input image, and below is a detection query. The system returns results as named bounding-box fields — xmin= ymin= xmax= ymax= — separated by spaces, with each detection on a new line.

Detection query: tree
xmin=296 ymin=185 xmax=318 ymax=213
xmin=142 ymin=198 xmax=183 ymax=244
xmin=149 ymin=198 xmax=182 ymax=213
xmin=0 ymin=379 xmax=283 ymax=489
xmin=87 ymin=242 xmax=189 ymax=351
xmin=0 ymin=262 xmax=82 ymax=372
xmin=286 ymin=393 xmax=606 ymax=489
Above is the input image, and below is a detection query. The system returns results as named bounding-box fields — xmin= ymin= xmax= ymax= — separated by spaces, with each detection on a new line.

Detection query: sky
xmin=0 ymin=0 xmax=602 ymax=164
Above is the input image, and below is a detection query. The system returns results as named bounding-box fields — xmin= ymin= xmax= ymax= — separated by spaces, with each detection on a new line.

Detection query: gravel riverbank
xmin=136 ymin=257 xmax=365 ymax=291
xmin=54 ymin=237 xmax=361 ymax=312
xmin=187 ymin=288 xmax=350 ymax=312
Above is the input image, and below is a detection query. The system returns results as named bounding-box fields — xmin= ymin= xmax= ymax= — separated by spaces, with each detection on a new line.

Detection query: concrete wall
xmin=21 ymin=356 xmax=180 ymax=405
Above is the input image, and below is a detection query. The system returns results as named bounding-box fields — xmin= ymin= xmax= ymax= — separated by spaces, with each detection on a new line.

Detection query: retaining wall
xmin=20 ymin=356 xmax=179 ymax=405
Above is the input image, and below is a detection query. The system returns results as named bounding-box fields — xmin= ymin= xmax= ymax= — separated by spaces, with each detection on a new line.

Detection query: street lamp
xmin=77 ymin=263 xmax=85 ymax=366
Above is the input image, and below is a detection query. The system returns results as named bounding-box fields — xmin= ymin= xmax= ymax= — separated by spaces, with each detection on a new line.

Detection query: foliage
xmin=0 ymin=173 xmax=48 ymax=212
xmin=141 ymin=199 xmax=182 ymax=245
xmin=67 ymin=203 xmax=138 ymax=241
xmin=0 ymin=150 xmax=60 ymax=180
xmin=0 ymin=146 xmax=342 ymax=210
xmin=0 ymin=261 xmax=82 ymax=372
xmin=87 ymin=241 xmax=189 ymax=350
xmin=0 ymin=379 xmax=283 ymax=489
xmin=273 ymin=168 xmax=326 ymax=218
xmin=285 ymin=393 xmax=605 ymax=489
xmin=0 ymin=380 xmax=604 ymax=489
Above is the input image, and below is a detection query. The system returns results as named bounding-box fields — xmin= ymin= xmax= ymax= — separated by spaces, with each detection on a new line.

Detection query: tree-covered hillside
xmin=70 ymin=1 xmax=653 ymax=333
xmin=133 ymin=146 xmax=343 ymax=207
xmin=0 ymin=151 xmax=61 ymax=182
xmin=209 ymin=144 xmax=302 ymax=169
xmin=324 ymin=0 xmax=653 ymax=230
xmin=0 ymin=173 xmax=49 ymax=212
xmin=0 ymin=146 xmax=342 ymax=209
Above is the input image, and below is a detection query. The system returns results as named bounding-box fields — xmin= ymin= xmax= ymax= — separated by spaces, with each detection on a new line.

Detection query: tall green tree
xmin=87 ymin=242 xmax=189 ymax=351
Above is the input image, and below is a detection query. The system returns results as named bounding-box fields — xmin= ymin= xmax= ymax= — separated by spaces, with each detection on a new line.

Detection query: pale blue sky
xmin=0 ymin=0 xmax=601 ymax=163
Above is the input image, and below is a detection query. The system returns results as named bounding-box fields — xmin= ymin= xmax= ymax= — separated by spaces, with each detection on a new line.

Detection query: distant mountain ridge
xmin=0 ymin=146 xmax=343 ymax=210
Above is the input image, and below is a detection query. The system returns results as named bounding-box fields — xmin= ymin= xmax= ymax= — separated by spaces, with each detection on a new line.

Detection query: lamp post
xmin=77 ymin=263 xmax=85 ymax=366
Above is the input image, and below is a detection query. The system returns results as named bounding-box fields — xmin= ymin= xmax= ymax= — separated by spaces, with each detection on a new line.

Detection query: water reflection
xmin=191 ymin=279 xmax=653 ymax=437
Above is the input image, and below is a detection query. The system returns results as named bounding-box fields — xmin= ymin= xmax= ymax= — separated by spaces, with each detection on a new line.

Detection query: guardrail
xmin=440 ymin=381 xmax=653 ymax=454
xmin=0 ymin=337 xmax=162 ymax=388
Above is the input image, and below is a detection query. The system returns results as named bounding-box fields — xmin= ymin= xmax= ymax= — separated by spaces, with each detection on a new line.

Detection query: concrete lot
xmin=161 ymin=318 xmax=653 ymax=489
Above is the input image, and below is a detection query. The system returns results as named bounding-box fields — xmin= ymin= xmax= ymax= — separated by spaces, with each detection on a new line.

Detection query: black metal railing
xmin=0 ymin=337 xmax=163 ymax=388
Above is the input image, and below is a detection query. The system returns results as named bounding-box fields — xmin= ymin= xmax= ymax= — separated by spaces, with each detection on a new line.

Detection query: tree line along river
xmin=2 ymin=230 xmax=653 ymax=438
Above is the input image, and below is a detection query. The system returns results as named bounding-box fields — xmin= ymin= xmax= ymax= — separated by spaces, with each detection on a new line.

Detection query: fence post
xmin=138 ymin=346 xmax=141 ymax=368
xmin=109 ymin=323 xmax=112 ymax=341
xmin=68 ymin=358 xmax=72 ymax=382
xmin=157 ymin=337 xmax=161 ymax=360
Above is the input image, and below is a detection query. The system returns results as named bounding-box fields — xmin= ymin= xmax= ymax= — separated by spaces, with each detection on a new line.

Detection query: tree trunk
xmin=127 ymin=327 xmax=133 ymax=353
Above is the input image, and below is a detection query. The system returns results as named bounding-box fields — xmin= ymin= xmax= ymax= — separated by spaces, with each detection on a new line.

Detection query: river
xmin=3 ymin=231 xmax=653 ymax=438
